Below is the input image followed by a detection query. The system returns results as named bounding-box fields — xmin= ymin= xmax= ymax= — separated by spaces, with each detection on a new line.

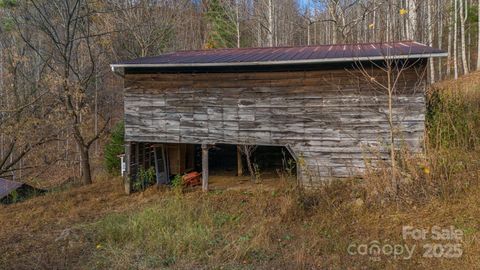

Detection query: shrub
xmin=427 ymin=85 xmax=480 ymax=150
xmin=132 ymin=167 xmax=156 ymax=192
xmin=104 ymin=121 xmax=124 ymax=175
xmin=171 ymin=174 xmax=183 ymax=192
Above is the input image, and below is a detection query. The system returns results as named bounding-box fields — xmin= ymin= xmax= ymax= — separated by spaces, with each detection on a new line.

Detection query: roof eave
xmin=110 ymin=52 xmax=448 ymax=71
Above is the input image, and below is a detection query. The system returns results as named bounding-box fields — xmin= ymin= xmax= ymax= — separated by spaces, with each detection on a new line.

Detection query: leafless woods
xmin=0 ymin=0 xmax=477 ymax=185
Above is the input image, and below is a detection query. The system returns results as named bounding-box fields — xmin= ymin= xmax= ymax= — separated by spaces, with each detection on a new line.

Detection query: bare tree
xmin=14 ymin=0 xmax=109 ymax=185
xmin=238 ymin=144 xmax=258 ymax=182
xmin=0 ymin=25 xmax=58 ymax=178
xmin=108 ymin=0 xmax=185 ymax=58
xmin=353 ymin=47 xmax=426 ymax=196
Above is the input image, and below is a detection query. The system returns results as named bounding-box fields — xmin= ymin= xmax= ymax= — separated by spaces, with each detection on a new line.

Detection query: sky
xmin=297 ymin=0 xmax=325 ymax=14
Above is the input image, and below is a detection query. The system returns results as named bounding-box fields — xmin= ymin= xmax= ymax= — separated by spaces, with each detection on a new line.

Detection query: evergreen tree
xmin=104 ymin=122 xmax=125 ymax=175
xmin=205 ymin=0 xmax=236 ymax=48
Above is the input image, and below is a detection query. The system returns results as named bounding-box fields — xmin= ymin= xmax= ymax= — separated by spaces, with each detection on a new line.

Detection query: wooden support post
xmin=201 ymin=144 xmax=209 ymax=192
xmin=236 ymin=145 xmax=243 ymax=176
xmin=124 ymin=142 xmax=132 ymax=195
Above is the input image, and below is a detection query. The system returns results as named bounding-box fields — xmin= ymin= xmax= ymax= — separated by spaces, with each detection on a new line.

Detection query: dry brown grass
xmin=360 ymin=71 xmax=480 ymax=206
xmin=1 ymin=176 xmax=479 ymax=269
xmin=0 ymin=174 xmax=166 ymax=269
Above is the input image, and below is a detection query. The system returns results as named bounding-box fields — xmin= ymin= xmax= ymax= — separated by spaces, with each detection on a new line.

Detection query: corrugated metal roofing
xmin=0 ymin=178 xmax=23 ymax=199
xmin=112 ymin=41 xmax=447 ymax=69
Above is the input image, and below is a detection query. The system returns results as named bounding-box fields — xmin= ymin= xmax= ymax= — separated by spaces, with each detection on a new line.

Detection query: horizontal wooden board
xmin=123 ymin=66 xmax=427 ymax=185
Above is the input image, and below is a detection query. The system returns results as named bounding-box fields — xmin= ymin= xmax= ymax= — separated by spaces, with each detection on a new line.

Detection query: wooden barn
xmin=111 ymin=41 xmax=446 ymax=193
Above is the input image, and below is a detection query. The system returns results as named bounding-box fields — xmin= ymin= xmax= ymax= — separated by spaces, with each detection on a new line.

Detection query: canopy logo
xmin=348 ymin=225 xmax=464 ymax=261
xmin=347 ymin=241 xmax=415 ymax=261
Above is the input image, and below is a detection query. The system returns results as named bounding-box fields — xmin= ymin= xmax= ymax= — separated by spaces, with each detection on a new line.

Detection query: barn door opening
xmin=245 ymin=145 xmax=297 ymax=180
xmin=202 ymin=144 xmax=296 ymax=189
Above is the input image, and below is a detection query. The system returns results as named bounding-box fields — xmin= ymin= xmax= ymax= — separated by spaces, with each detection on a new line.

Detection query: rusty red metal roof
xmin=0 ymin=178 xmax=23 ymax=199
xmin=112 ymin=41 xmax=446 ymax=69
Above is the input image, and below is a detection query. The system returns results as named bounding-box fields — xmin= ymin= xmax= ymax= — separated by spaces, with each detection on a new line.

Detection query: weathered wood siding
xmin=124 ymin=64 xmax=427 ymax=185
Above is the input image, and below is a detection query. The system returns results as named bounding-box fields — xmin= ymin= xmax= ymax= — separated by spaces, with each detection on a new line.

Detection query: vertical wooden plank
xmin=124 ymin=142 xmax=132 ymax=195
xmin=202 ymin=144 xmax=209 ymax=191
xmin=236 ymin=145 xmax=243 ymax=176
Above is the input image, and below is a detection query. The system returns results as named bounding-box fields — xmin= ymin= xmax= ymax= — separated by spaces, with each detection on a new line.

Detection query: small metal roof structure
xmin=111 ymin=41 xmax=447 ymax=71
xmin=0 ymin=178 xmax=23 ymax=199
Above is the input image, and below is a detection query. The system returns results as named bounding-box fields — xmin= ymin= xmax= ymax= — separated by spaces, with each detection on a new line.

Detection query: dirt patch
xmin=208 ymin=173 xmax=287 ymax=191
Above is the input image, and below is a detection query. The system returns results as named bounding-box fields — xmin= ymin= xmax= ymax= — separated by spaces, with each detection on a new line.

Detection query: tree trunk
xmin=267 ymin=0 xmax=273 ymax=47
xmin=406 ymin=0 xmax=417 ymax=40
xmin=372 ymin=0 xmax=376 ymax=41
xmin=438 ymin=0 xmax=443 ymax=80
xmin=427 ymin=0 xmax=435 ymax=83
xmin=306 ymin=0 xmax=311 ymax=45
xmin=454 ymin=0 xmax=459 ymax=79
xmin=447 ymin=0 xmax=453 ymax=77
xmin=477 ymin=0 xmax=480 ymax=70
xmin=79 ymin=143 xmax=92 ymax=185
xmin=245 ymin=151 xmax=255 ymax=182
xmin=239 ymin=145 xmax=256 ymax=182
xmin=387 ymin=64 xmax=397 ymax=195
xmin=386 ymin=3 xmax=391 ymax=42
xmin=235 ymin=0 xmax=241 ymax=48
xmin=459 ymin=0 xmax=469 ymax=75
xmin=307 ymin=21 xmax=311 ymax=46
xmin=257 ymin=19 xmax=261 ymax=47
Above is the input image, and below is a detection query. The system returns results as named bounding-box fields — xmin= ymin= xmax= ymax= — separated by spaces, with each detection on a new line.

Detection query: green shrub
xmin=427 ymin=86 xmax=480 ymax=150
xmin=171 ymin=174 xmax=183 ymax=192
xmin=132 ymin=167 xmax=156 ymax=192
xmin=0 ymin=0 xmax=18 ymax=8
xmin=104 ymin=121 xmax=124 ymax=175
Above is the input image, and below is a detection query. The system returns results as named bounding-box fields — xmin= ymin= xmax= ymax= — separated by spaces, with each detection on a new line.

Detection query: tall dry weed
xmin=362 ymin=79 xmax=480 ymax=205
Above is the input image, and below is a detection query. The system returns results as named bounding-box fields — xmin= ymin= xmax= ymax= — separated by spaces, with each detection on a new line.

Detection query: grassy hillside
xmin=1 ymin=73 xmax=480 ymax=270
xmin=1 ymin=177 xmax=479 ymax=269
